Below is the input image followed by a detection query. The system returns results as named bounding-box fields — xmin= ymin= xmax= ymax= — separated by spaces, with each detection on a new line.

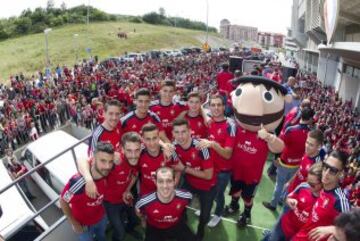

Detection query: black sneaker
xmin=237 ymin=213 xmax=251 ymax=227
xmin=262 ymin=201 xmax=276 ymax=211
xmin=224 ymin=204 xmax=239 ymax=216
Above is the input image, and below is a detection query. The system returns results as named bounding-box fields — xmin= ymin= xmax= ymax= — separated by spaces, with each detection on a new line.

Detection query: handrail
xmin=0 ymin=134 xmax=90 ymax=196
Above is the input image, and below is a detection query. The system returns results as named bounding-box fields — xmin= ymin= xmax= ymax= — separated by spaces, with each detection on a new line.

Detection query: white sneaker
xmin=207 ymin=215 xmax=221 ymax=228
xmin=194 ymin=210 xmax=201 ymax=216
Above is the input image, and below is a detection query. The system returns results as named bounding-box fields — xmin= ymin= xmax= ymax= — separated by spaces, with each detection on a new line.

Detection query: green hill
xmin=0 ymin=21 xmax=226 ymax=82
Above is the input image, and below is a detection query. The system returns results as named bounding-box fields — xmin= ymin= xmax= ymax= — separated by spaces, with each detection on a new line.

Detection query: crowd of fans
xmin=1 ymin=49 xmax=360 ymax=241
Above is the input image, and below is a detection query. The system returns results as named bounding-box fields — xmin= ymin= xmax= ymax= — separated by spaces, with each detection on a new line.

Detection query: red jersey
xmin=105 ymin=158 xmax=138 ymax=204
xmin=280 ymin=124 xmax=311 ymax=167
xmin=281 ymin=183 xmax=318 ymax=239
xmin=61 ymin=174 xmax=106 ymax=225
xmin=207 ymin=118 xmax=236 ymax=172
xmin=281 ymin=107 xmax=301 ymax=135
xmin=150 ymin=100 xmax=188 ymax=140
xmin=88 ymin=124 xmax=122 ymax=156
xmin=120 ymin=110 xmax=163 ymax=135
xmin=216 ymin=71 xmax=234 ymax=95
xmin=135 ymin=189 xmax=192 ymax=229
xmin=292 ymin=187 xmax=351 ymax=241
xmin=138 ymin=149 xmax=173 ymax=196
xmin=231 ymin=126 xmax=269 ymax=184
xmin=288 ymin=154 xmax=323 ymax=193
xmin=184 ymin=113 xmax=207 ymax=139
xmin=172 ymin=139 xmax=216 ymax=191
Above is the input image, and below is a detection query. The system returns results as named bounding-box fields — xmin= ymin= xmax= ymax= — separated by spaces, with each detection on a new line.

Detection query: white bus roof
xmin=0 ymin=161 xmax=36 ymax=238
xmin=25 ymin=130 xmax=88 ymax=186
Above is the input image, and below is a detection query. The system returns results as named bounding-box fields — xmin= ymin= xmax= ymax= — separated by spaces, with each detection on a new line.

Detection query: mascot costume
xmin=225 ymin=75 xmax=287 ymax=227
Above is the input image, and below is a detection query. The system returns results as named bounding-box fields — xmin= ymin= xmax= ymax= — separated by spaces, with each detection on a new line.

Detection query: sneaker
xmin=194 ymin=210 xmax=201 ymax=216
xmin=224 ymin=204 xmax=239 ymax=216
xmin=262 ymin=201 xmax=276 ymax=211
xmin=237 ymin=213 xmax=251 ymax=227
xmin=207 ymin=215 xmax=221 ymax=228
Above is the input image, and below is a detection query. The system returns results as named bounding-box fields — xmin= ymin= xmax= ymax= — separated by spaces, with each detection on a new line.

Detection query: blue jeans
xmin=78 ymin=215 xmax=107 ymax=241
xmin=104 ymin=201 xmax=135 ymax=241
xmin=263 ymin=217 xmax=286 ymax=241
xmin=270 ymin=165 xmax=298 ymax=208
xmin=214 ymin=171 xmax=231 ymax=216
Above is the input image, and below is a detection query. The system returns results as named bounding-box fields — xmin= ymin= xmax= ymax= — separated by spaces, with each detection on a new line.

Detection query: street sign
xmin=202 ymin=42 xmax=210 ymax=52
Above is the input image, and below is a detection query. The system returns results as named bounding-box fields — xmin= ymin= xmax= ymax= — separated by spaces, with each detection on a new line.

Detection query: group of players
xmin=59 ymin=78 xmax=357 ymax=241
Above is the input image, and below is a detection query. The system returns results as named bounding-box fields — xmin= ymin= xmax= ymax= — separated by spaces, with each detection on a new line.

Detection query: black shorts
xmin=229 ymin=179 xmax=259 ymax=199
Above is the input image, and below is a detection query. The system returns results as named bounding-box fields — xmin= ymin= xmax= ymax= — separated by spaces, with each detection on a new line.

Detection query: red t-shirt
xmin=150 ymin=101 xmax=188 ymax=140
xmin=184 ymin=114 xmax=208 ymax=139
xmin=120 ymin=110 xmax=164 ymax=135
xmin=281 ymin=183 xmax=318 ymax=239
xmin=135 ymin=189 xmax=192 ymax=229
xmin=88 ymin=124 xmax=122 ymax=156
xmin=216 ymin=71 xmax=234 ymax=95
xmin=207 ymin=118 xmax=236 ymax=172
xmin=61 ymin=174 xmax=106 ymax=225
xmin=280 ymin=124 xmax=311 ymax=167
xmin=173 ymin=139 xmax=216 ymax=191
xmin=292 ymin=187 xmax=351 ymax=241
xmin=287 ymin=154 xmax=323 ymax=193
xmin=138 ymin=149 xmax=174 ymax=196
xmin=105 ymin=158 xmax=138 ymax=204
xmin=231 ymin=126 xmax=269 ymax=184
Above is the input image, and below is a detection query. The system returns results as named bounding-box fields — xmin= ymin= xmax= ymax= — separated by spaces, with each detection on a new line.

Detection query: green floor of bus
xmin=120 ymin=159 xmax=279 ymax=241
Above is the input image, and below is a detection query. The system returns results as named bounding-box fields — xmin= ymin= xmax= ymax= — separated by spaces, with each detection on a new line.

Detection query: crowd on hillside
xmin=1 ymin=50 xmax=360 ymax=241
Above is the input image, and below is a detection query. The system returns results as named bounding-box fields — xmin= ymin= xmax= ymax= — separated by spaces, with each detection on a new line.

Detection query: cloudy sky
xmin=0 ymin=0 xmax=292 ymax=34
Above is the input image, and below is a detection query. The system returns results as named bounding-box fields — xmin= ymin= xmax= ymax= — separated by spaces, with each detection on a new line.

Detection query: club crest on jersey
xmin=132 ymin=124 xmax=137 ymax=129
xmin=217 ymin=129 xmax=222 ymax=135
xmin=153 ymin=209 xmax=159 ymax=214
xmin=322 ymin=198 xmax=329 ymax=208
xmin=191 ymin=152 xmax=196 ymax=160
xmin=176 ymin=204 xmax=181 ymax=210
xmin=170 ymin=109 xmax=175 ymax=116
xmin=197 ymin=121 xmax=203 ymax=127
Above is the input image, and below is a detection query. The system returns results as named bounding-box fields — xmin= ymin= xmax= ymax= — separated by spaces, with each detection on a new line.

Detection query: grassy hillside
xmin=0 ymin=21 xmax=222 ymax=81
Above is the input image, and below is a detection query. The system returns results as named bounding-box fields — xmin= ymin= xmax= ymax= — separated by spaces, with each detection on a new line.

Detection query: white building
xmin=290 ymin=0 xmax=360 ymax=109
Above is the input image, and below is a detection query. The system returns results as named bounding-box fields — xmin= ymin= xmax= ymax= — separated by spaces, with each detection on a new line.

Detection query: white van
xmin=21 ymin=131 xmax=89 ymax=206
xmin=0 ymin=160 xmax=48 ymax=240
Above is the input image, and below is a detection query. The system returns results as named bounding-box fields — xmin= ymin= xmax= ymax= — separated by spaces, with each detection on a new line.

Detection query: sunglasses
xmin=322 ymin=162 xmax=340 ymax=176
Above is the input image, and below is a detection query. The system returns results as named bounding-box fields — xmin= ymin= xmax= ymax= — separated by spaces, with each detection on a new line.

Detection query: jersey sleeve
xmin=199 ymin=148 xmax=213 ymax=170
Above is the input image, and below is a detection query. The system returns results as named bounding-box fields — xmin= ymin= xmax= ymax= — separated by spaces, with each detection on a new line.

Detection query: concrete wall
xmin=317 ymin=53 xmax=339 ymax=86
xmin=339 ymin=74 xmax=360 ymax=105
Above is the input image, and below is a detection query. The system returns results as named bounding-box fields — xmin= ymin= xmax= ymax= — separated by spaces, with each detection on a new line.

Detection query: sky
xmin=0 ymin=0 xmax=292 ymax=34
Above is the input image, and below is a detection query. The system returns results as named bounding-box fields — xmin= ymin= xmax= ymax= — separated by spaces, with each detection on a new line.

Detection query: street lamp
xmin=44 ymin=28 xmax=52 ymax=67
xmin=73 ymin=34 xmax=79 ymax=64
xmin=206 ymin=0 xmax=209 ymax=45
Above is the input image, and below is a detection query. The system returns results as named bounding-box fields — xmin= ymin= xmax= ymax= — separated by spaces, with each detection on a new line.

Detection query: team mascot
xmin=225 ymin=75 xmax=288 ymax=227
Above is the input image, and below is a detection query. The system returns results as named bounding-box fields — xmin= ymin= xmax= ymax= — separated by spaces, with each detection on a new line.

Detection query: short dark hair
xmin=172 ymin=117 xmax=189 ymax=129
xmin=121 ymin=132 xmax=142 ymax=147
xmin=155 ymin=166 xmax=175 ymax=180
xmin=334 ymin=209 xmax=360 ymax=241
xmin=329 ymin=150 xmax=348 ymax=170
xmin=187 ymin=91 xmax=201 ymax=100
xmin=308 ymin=129 xmax=324 ymax=145
xmin=135 ymin=88 xmax=151 ymax=99
xmin=95 ymin=141 xmax=115 ymax=155
xmin=104 ymin=99 xmax=121 ymax=112
xmin=160 ymin=80 xmax=176 ymax=89
xmin=209 ymin=94 xmax=225 ymax=106
xmin=300 ymin=107 xmax=315 ymax=121
xmin=141 ymin=123 xmax=158 ymax=134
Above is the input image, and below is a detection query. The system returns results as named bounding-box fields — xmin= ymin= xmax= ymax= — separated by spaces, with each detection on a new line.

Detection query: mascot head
xmin=231 ymin=75 xmax=288 ymax=132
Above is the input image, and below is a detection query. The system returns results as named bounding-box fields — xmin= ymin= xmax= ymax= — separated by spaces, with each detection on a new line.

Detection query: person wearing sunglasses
xmin=292 ymin=151 xmax=351 ymax=241
xmin=263 ymin=162 xmax=323 ymax=241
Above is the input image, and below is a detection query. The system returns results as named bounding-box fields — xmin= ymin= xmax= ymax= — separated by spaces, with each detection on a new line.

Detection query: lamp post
xmin=44 ymin=28 xmax=52 ymax=67
xmin=206 ymin=0 xmax=209 ymax=45
xmin=74 ymin=34 xmax=79 ymax=64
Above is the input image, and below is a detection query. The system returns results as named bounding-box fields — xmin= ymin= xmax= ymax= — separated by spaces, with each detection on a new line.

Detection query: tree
xmin=159 ymin=7 xmax=165 ymax=17
xmin=14 ymin=17 xmax=32 ymax=34
xmin=60 ymin=1 xmax=67 ymax=11
xmin=47 ymin=0 xmax=55 ymax=11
